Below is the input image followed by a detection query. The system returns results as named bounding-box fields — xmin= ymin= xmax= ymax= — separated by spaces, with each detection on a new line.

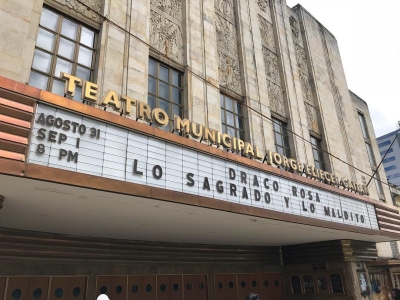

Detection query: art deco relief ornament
xmin=54 ymin=0 xmax=102 ymax=22
xmin=150 ymin=0 xmax=183 ymax=62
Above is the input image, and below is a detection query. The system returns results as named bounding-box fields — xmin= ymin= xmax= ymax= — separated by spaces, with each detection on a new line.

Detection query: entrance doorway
xmin=214 ymin=273 xmax=284 ymax=300
xmin=1 ymin=276 xmax=87 ymax=300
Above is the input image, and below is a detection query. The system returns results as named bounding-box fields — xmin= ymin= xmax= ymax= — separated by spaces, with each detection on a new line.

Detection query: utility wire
xmin=74 ymin=0 xmax=391 ymax=188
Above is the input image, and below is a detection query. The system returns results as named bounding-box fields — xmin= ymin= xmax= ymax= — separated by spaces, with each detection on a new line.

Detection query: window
xmin=272 ymin=118 xmax=290 ymax=157
xmin=380 ymin=148 xmax=393 ymax=156
xmin=387 ymin=173 xmax=400 ymax=180
xmin=365 ymin=143 xmax=376 ymax=166
xmin=148 ymin=58 xmax=183 ymax=132
xmin=310 ymin=136 xmax=325 ymax=171
xmin=378 ymin=140 xmax=391 ymax=148
xmin=29 ymin=7 xmax=96 ymax=103
xmin=358 ymin=113 xmax=369 ymax=141
xmin=383 ymin=156 xmax=396 ymax=164
xmin=385 ymin=165 xmax=397 ymax=172
xmin=374 ymin=173 xmax=384 ymax=196
xmin=391 ymin=241 xmax=399 ymax=258
xmin=220 ymin=94 xmax=244 ymax=140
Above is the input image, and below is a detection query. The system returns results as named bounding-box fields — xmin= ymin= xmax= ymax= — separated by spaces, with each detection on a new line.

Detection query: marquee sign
xmin=27 ymin=104 xmax=379 ymax=230
xmin=58 ymin=73 xmax=368 ymax=195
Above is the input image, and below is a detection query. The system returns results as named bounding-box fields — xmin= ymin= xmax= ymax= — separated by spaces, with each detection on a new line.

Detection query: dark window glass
xmin=54 ymin=288 xmax=63 ymax=298
xmin=310 ymin=136 xmax=325 ymax=171
xmin=72 ymin=287 xmax=81 ymax=297
xmin=29 ymin=7 xmax=96 ymax=105
xmin=12 ymin=289 xmax=22 ymax=300
xmin=220 ymin=94 xmax=244 ymax=140
xmin=272 ymin=118 xmax=290 ymax=158
xmin=33 ymin=288 xmax=43 ymax=299
xmin=115 ymin=286 xmax=123 ymax=294
xmin=148 ymin=58 xmax=184 ymax=132
xmin=358 ymin=112 xmax=385 ymax=200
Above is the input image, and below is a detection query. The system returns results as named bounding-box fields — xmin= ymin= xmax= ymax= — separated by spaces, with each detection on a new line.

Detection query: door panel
xmin=67 ymin=277 xmax=87 ymax=300
xmin=157 ymin=276 xmax=169 ymax=300
xmin=128 ymin=276 xmax=143 ymax=300
xmin=49 ymin=277 xmax=70 ymax=300
xmin=96 ymin=276 xmax=126 ymax=300
xmin=141 ymin=276 xmax=156 ymax=300
xmin=237 ymin=274 xmax=249 ymax=300
xmin=194 ymin=275 xmax=207 ymax=300
xmin=27 ymin=277 xmax=50 ymax=300
xmin=225 ymin=274 xmax=237 ymax=300
xmin=0 ymin=278 xmax=6 ymax=300
xmin=248 ymin=274 xmax=261 ymax=297
xmin=214 ymin=274 xmax=226 ymax=300
xmin=169 ymin=275 xmax=182 ymax=300
xmin=6 ymin=277 xmax=29 ymax=300
xmin=183 ymin=276 xmax=196 ymax=300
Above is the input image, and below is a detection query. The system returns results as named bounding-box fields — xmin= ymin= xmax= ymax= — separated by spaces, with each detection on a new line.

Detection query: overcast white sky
xmin=286 ymin=0 xmax=400 ymax=138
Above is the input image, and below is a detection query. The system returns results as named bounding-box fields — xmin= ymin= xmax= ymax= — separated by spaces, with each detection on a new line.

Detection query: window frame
xmin=147 ymin=57 xmax=184 ymax=132
xmin=220 ymin=93 xmax=245 ymax=140
xmin=29 ymin=6 xmax=97 ymax=102
xmin=272 ymin=118 xmax=291 ymax=158
xmin=310 ymin=135 xmax=326 ymax=171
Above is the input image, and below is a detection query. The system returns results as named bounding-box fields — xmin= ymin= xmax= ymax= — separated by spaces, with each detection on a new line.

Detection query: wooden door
xmin=5 ymin=277 xmax=29 ymax=300
xmin=237 ymin=274 xmax=250 ymax=300
xmin=157 ymin=276 xmax=169 ymax=300
xmin=141 ymin=276 xmax=156 ymax=300
xmin=248 ymin=274 xmax=261 ymax=298
xmin=215 ymin=274 xmax=237 ymax=300
xmin=128 ymin=276 xmax=143 ymax=300
xmin=96 ymin=276 xmax=126 ymax=300
xmin=260 ymin=273 xmax=284 ymax=300
xmin=27 ymin=277 xmax=50 ymax=300
xmin=183 ymin=275 xmax=207 ymax=300
xmin=169 ymin=275 xmax=182 ymax=300
xmin=67 ymin=277 xmax=87 ymax=300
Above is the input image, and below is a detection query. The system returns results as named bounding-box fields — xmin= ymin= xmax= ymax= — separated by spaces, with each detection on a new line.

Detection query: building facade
xmin=377 ymin=129 xmax=400 ymax=187
xmin=0 ymin=0 xmax=400 ymax=299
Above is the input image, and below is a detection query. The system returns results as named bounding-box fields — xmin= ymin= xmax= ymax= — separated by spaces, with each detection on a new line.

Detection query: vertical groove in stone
xmin=319 ymin=24 xmax=356 ymax=181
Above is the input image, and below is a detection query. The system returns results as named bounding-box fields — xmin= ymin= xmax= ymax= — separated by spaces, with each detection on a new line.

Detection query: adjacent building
xmin=0 ymin=0 xmax=400 ymax=299
xmin=377 ymin=129 xmax=400 ymax=187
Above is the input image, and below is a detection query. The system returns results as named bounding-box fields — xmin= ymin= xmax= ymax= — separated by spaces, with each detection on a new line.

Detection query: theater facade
xmin=0 ymin=0 xmax=400 ymax=299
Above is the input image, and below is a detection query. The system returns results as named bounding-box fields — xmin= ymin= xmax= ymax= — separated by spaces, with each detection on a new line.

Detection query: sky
xmin=285 ymin=0 xmax=400 ymax=138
